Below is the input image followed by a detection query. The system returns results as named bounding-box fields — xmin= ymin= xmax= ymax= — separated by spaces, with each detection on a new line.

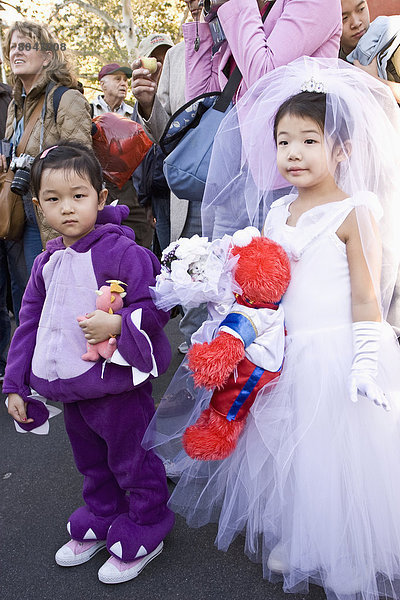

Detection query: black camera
xmin=10 ymin=153 xmax=35 ymax=196
xmin=203 ymin=0 xmax=230 ymax=21
xmin=201 ymin=0 xmax=230 ymax=53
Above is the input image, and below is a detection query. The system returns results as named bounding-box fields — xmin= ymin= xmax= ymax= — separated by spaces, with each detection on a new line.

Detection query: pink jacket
xmin=183 ymin=0 xmax=342 ymax=102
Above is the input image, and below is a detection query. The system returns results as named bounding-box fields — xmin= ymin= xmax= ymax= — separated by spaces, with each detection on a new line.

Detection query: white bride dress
xmin=151 ymin=192 xmax=400 ymax=600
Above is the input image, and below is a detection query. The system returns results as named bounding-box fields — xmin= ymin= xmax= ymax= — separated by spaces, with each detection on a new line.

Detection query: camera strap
xmin=15 ymin=96 xmax=45 ymax=158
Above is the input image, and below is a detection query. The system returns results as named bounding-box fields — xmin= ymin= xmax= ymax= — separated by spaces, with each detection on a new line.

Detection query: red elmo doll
xmin=184 ymin=231 xmax=291 ymax=460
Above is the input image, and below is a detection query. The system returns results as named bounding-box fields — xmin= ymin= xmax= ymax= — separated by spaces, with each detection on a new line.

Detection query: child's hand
xmin=350 ymin=323 xmax=389 ymax=411
xmin=78 ymin=310 xmax=122 ymax=344
xmin=7 ymin=393 xmax=34 ymax=424
xmin=350 ymin=373 xmax=390 ymax=411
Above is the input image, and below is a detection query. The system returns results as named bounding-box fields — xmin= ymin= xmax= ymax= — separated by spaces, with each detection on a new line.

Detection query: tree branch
xmin=73 ymin=49 xmax=110 ymax=62
xmin=49 ymin=4 xmax=63 ymax=22
xmin=109 ymin=30 xmax=126 ymax=60
xmin=0 ymin=1 xmax=23 ymax=13
xmin=54 ymin=0 xmax=122 ymax=30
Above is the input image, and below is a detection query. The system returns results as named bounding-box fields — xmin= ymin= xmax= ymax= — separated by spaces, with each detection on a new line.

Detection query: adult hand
xmin=77 ymin=310 xmax=122 ymax=344
xmin=0 ymin=154 xmax=8 ymax=173
xmin=146 ymin=206 xmax=156 ymax=229
xmin=131 ymin=58 xmax=162 ymax=120
xmin=353 ymin=57 xmax=379 ymax=79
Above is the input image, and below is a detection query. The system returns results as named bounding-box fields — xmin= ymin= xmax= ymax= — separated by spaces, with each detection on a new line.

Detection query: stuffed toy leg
xmin=184 ymin=352 xmax=281 ymax=460
xmin=185 ymin=304 xmax=284 ymax=460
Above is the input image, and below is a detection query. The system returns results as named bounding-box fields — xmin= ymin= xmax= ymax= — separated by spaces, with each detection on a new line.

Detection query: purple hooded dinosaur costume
xmin=3 ymin=217 xmax=174 ymax=562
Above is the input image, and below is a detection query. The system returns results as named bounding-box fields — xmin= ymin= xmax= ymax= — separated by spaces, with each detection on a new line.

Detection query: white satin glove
xmin=350 ymin=321 xmax=390 ymax=411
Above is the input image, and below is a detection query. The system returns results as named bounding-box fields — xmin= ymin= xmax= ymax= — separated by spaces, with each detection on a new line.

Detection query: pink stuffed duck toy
xmin=77 ymin=280 xmax=127 ymax=361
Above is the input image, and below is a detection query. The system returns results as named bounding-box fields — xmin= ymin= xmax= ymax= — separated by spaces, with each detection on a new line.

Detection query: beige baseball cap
xmin=138 ymin=33 xmax=174 ymax=58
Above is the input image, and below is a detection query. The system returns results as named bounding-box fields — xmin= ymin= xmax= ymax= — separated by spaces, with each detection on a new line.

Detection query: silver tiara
xmin=301 ymin=77 xmax=327 ymax=94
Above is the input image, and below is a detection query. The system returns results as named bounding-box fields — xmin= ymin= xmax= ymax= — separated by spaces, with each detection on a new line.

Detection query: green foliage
xmin=133 ymin=0 xmax=187 ymax=40
xmin=47 ymin=0 xmax=188 ymax=99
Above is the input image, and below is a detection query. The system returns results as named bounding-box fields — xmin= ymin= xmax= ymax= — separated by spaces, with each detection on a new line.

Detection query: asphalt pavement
xmin=0 ymin=316 xmax=326 ymax=600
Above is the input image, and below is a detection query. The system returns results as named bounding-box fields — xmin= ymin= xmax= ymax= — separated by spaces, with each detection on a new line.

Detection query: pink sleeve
xmin=219 ymin=0 xmax=342 ymax=91
xmin=183 ymin=22 xmax=223 ymax=101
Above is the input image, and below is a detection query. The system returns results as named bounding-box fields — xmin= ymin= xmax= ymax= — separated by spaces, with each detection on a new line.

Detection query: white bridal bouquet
xmin=151 ymin=234 xmax=240 ymax=311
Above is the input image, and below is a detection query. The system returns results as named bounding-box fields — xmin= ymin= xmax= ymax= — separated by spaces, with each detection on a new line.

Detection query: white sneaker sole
xmin=267 ymin=556 xmax=289 ymax=573
xmin=98 ymin=541 xmax=164 ymax=584
xmin=267 ymin=543 xmax=289 ymax=574
xmin=55 ymin=540 xmax=107 ymax=567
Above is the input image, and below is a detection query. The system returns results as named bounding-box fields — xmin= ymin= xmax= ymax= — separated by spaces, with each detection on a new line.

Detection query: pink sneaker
xmin=98 ymin=541 xmax=163 ymax=584
xmin=55 ymin=539 xmax=106 ymax=566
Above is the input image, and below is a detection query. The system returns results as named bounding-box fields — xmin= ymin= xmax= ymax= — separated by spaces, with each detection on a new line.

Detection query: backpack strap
xmin=16 ymin=97 xmax=45 ymax=156
xmin=52 ymin=85 xmax=70 ymax=122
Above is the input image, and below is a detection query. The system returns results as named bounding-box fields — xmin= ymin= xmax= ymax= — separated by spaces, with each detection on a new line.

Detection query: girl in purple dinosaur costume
xmin=3 ymin=141 xmax=174 ymax=584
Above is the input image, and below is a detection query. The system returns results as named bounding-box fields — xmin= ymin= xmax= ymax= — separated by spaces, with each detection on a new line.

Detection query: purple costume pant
xmin=63 ymin=385 xmax=174 ymax=562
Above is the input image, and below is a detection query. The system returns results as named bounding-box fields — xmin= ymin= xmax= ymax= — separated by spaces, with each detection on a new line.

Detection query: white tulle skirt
xmin=144 ymin=321 xmax=400 ymax=600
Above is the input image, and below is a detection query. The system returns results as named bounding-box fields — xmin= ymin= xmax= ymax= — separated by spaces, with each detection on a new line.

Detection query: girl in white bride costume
xmin=144 ymin=57 xmax=400 ymax=600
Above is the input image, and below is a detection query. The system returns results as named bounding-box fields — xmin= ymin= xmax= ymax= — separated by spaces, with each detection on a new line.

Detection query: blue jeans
xmin=0 ymin=239 xmax=28 ymax=371
xmin=23 ymin=193 xmax=43 ymax=272
xmin=181 ymin=200 xmax=202 ymax=238
xmin=152 ymin=195 xmax=171 ymax=252
xmin=23 ymin=220 xmax=42 ymax=272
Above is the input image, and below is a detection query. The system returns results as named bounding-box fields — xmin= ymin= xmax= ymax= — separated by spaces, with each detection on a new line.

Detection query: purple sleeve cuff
xmin=1 ymin=381 xmax=30 ymax=398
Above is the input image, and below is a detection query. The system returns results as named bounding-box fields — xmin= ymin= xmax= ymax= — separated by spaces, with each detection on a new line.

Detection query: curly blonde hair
xmin=4 ymin=21 xmax=78 ymax=89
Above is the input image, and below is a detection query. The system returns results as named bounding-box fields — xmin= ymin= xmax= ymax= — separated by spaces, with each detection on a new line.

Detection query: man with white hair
xmin=92 ymin=62 xmax=134 ymax=117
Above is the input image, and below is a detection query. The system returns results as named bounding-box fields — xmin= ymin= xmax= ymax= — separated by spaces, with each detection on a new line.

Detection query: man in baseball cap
xmin=98 ymin=62 xmax=133 ymax=80
xmin=137 ymin=33 xmax=174 ymax=69
xmin=92 ymin=63 xmax=133 ymax=118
